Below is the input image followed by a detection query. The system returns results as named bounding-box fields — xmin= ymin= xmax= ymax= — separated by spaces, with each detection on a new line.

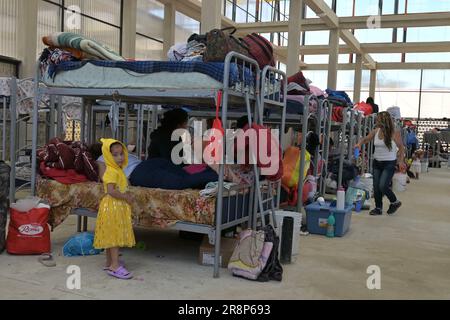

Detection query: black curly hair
xmin=160 ymin=108 xmax=189 ymax=133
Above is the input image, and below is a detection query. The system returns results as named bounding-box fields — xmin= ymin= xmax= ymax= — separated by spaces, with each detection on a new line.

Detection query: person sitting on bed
xmin=89 ymin=142 xmax=142 ymax=180
xmin=147 ymin=108 xmax=189 ymax=162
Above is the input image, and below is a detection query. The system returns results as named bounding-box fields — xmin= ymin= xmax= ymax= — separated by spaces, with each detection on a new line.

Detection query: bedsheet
xmin=37 ymin=178 xmax=216 ymax=229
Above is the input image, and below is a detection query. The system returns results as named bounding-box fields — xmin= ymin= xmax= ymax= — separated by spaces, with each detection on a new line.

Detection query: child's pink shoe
xmin=107 ymin=266 xmax=133 ymax=280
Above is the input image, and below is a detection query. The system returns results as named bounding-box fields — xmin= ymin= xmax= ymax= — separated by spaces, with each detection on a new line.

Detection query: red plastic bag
xmin=6 ymin=204 xmax=51 ymax=255
xmin=354 ymin=102 xmax=373 ymax=116
xmin=207 ymin=91 xmax=225 ymax=163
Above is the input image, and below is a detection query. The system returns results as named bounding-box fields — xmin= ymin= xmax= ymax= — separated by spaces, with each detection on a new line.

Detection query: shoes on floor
xmin=369 ymin=208 xmax=382 ymax=216
xmin=387 ymin=201 xmax=402 ymax=215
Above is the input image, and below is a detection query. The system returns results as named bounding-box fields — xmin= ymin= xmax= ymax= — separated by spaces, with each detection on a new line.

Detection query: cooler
xmin=305 ymin=202 xmax=353 ymax=237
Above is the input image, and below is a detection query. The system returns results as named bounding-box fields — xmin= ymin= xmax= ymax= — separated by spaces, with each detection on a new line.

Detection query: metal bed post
xmin=337 ymin=107 xmax=349 ymax=188
xmin=48 ymin=95 xmax=56 ymax=140
xmin=31 ymin=63 xmax=41 ymax=196
xmin=56 ymin=96 xmax=63 ymax=138
xmin=361 ymin=116 xmax=368 ymax=174
xmin=368 ymin=115 xmax=375 ymax=173
xmin=9 ymin=78 xmax=17 ymax=202
xmin=320 ymin=100 xmax=332 ymax=196
xmin=124 ymin=104 xmax=129 ymax=145
xmin=347 ymin=109 xmax=356 ymax=161
xmin=1 ymin=96 xmax=6 ymax=161
xmin=297 ymin=95 xmax=310 ymax=213
xmin=313 ymin=97 xmax=322 ymax=179
xmin=260 ymin=66 xmax=287 ymax=214
xmin=80 ymin=99 xmax=86 ymax=143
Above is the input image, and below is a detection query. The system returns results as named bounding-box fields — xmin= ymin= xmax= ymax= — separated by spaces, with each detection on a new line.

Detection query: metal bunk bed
xmin=30 ymin=52 xmax=286 ymax=278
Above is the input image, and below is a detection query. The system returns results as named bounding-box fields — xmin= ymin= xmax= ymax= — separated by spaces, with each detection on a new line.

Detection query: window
xmin=175 ymin=11 xmax=199 ymax=44
xmin=406 ymin=0 xmax=450 ymax=14
xmin=136 ymin=34 xmax=163 ymax=60
xmin=407 ymin=27 xmax=450 ymax=42
xmin=136 ymin=0 xmax=164 ymax=60
xmin=36 ymin=0 xmax=122 ymax=55
xmin=0 ymin=0 xmax=18 ymax=58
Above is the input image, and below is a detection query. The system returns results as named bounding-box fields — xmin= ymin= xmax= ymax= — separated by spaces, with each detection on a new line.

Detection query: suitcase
xmin=0 ymin=161 xmax=10 ymax=253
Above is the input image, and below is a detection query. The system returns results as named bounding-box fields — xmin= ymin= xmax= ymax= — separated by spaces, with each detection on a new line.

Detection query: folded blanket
xmin=43 ymin=32 xmax=124 ymax=61
xmin=48 ymin=60 xmax=255 ymax=87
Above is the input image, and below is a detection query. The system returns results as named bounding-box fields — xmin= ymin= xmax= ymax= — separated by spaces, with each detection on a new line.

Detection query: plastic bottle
xmin=326 ymin=213 xmax=335 ymax=238
xmin=336 ymin=187 xmax=345 ymax=211
xmin=354 ymin=147 xmax=360 ymax=159
xmin=355 ymin=192 xmax=363 ymax=213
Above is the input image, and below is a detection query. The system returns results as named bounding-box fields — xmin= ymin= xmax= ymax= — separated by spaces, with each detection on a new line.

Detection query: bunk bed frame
xmin=29 ymin=52 xmax=287 ymax=278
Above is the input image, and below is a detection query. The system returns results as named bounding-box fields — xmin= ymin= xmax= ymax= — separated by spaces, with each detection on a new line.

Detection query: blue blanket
xmin=48 ymin=60 xmax=255 ymax=87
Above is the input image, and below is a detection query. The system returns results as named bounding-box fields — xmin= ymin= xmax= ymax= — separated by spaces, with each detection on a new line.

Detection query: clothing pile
xmin=37 ymin=138 xmax=99 ymax=184
xmin=325 ymin=89 xmax=354 ymax=123
xmin=283 ymin=72 xmax=327 ymax=116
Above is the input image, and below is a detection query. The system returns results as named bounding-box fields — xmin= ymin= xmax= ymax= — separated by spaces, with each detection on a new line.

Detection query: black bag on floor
xmin=257 ymin=225 xmax=283 ymax=282
xmin=0 ymin=161 xmax=10 ymax=254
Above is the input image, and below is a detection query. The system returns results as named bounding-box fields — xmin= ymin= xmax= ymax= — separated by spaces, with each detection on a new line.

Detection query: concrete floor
xmin=1 ymin=167 xmax=449 ymax=300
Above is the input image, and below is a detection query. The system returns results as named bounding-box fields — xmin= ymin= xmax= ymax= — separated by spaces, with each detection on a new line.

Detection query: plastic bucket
xmin=393 ymin=173 xmax=407 ymax=192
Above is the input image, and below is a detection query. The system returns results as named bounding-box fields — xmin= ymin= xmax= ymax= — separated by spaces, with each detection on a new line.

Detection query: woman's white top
xmin=373 ymin=129 xmax=398 ymax=161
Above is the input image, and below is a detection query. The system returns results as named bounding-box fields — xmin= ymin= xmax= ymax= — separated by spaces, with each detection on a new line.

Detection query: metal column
xmin=297 ymin=95 xmax=310 ymax=213
xmin=1 ymin=97 xmax=6 ymax=161
xmin=347 ymin=109 xmax=355 ymax=161
xmin=9 ymin=78 xmax=17 ymax=202
xmin=320 ymin=100 xmax=332 ymax=196
xmin=337 ymin=108 xmax=348 ymax=188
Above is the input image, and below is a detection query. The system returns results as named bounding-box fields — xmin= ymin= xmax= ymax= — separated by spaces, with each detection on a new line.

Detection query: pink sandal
xmin=107 ymin=266 xmax=133 ymax=280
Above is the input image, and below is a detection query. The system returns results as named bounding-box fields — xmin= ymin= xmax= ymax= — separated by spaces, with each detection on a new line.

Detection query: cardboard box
xmin=198 ymin=236 xmax=238 ymax=268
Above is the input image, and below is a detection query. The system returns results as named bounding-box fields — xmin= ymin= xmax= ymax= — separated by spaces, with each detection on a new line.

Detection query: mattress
xmin=36 ymin=178 xmax=217 ymax=229
xmin=42 ymin=63 xmax=224 ymax=90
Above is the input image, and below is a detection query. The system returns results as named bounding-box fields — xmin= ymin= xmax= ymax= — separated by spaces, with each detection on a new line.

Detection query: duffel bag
xmin=242 ymin=33 xmax=275 ymax=69
xmin=203 ymin=27 xmax=250 ymax=62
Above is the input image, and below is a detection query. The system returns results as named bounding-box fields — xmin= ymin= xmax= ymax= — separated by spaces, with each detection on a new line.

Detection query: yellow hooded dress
xmin=93 ymin=139 xmax=136 ymax=249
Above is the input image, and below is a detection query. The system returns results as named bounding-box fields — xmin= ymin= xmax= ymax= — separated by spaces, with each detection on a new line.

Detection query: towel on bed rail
xmin=47 ymin=60 xmax=255 ymax=87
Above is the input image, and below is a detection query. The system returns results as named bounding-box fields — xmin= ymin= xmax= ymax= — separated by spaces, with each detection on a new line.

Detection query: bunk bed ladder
xmin=244 ymin=91 xmax=277 ymax=228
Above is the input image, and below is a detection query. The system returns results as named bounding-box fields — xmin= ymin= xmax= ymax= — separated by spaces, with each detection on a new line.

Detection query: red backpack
xmin=242 ymin=33 xmax=275 ymax=69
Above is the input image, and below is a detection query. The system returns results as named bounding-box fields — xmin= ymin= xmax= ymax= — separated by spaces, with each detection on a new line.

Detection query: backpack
xmin=242 ymin=33 xmax=275 ymax=69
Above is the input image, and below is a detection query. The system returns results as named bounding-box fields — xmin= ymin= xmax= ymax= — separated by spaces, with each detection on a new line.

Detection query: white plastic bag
xmin=11 ymin=197 xmax=42 ymax=213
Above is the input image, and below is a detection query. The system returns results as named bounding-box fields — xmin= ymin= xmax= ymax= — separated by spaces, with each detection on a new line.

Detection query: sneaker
xmin=387 ymin=201 xmax=402 ymax=215
xmin=300 ymin=225 xmax=309 ymax=236
xmin=369 ymin=208 xmax=382 ymax=216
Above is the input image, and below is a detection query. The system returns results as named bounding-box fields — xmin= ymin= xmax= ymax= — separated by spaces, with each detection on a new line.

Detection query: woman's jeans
xmin=373 ymin=159 xmax=398 ymax=210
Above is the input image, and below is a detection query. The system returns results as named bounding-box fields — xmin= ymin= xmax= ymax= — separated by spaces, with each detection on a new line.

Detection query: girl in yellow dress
xmin=94 ymin=139 xmax=136 ymax=280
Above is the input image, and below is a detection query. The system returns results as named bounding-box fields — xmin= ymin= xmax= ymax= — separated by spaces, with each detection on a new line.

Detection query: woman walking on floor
xmin=355 ymin=112 xmax=406 ymax=215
